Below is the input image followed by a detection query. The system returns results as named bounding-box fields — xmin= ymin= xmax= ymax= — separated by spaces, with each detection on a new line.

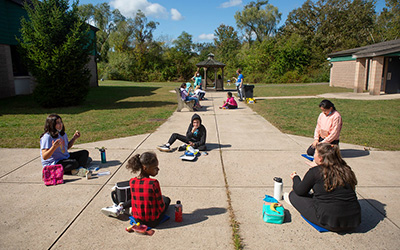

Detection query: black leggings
xmin=136 ymin=196 xmax=171 ymax=228
xmin=289 ymin=191 xmax=356 ymax=232
xmin=58 ymin=150 xmax=89 ymax=174
xmin=289 ymin=191 xmax=322 ymax=226
xmin=224 ymin=104 xmax=237 ymax=109
xmin=167 ymin=133 xmax=207 ymax=151
xmin=306 ymin=137 xmax=339 ymax=156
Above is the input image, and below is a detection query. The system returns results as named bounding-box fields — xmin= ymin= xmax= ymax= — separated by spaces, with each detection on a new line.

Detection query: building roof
xmin=196 ymin=53 xmax=226 ymax=68
xmin=9 ymin=0 xmax=33 ymax=7
xmin=329 ymin=39 xmax=400 ymax=58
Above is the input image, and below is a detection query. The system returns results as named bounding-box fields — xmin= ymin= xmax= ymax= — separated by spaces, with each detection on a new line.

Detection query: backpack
xmin=111 ymin=180 xmax=131 ymax=205
xmin=42 ymin=164 xmax=64 ymax=186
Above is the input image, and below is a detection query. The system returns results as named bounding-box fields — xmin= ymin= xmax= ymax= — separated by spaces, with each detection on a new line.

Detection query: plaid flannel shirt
xmin=130 ymin=177 xmax=165 ymax=222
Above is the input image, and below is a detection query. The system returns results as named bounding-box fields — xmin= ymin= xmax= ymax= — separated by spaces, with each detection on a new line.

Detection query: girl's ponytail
xmin=126 ymin=152 xmax=158 ymax=174
xmin=126 ymin=154 xmax=142 ymax=173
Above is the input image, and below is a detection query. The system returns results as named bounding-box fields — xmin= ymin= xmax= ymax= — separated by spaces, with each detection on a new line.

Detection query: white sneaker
xmin=101 ymin=204 xmax=123 ymax=217
xmin=283 ymin=192 xmax=292 ymax=206
xmin=157 ymin=144 xmax=171 ymax=152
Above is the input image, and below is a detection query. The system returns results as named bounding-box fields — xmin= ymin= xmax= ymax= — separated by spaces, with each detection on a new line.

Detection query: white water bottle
xmin=273 ymin=177 xmax=283 ymax=201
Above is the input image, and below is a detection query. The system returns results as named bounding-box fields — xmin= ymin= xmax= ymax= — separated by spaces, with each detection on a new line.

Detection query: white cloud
xmin=170 ymin=8 xmax=183 ymax=21
xmin=110 ymin=0 xmax=168 ymax=19
xmin=220 ymin=0 xmax=242 ymax=8
xmin=198 ymin=33 xmax=215 ymax=40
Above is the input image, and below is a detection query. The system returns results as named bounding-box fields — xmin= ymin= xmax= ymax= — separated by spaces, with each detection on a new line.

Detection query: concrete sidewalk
xmin=0 ymin=91 xmax=399 ymax=249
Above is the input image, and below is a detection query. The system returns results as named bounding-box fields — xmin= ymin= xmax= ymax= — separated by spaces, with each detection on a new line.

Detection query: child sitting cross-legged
xmin=101 ymin=152 xmax=170 ymax=228
xmin=219 ymin=92 xmax=237 ymax=109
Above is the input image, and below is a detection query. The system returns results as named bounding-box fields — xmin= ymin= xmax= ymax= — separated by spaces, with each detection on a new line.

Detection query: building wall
xmin=0 ymin=0 xmax=29 ymax=45
xmin=88 ymin=55 xmax=98 ymax=87
xmin=0 ymin=44 xmax=15 ymax=98
xmin=329 ymin=60 xmax=357 ymax=88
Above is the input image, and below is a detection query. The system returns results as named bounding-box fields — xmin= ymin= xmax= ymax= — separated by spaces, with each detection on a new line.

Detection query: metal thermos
xmin=273 ymin=177 xmax=283 ymax=201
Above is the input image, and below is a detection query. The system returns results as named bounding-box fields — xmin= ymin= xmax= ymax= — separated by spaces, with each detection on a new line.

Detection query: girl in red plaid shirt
xmin=126 ymin=152 xmax=170 ymax=227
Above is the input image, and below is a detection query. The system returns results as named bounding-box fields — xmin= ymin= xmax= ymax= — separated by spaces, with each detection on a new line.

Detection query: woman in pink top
xmin=220 ymin=92 xmax=238 ymax=109
xmin=306 ymin=100 xmax=342 ymax=156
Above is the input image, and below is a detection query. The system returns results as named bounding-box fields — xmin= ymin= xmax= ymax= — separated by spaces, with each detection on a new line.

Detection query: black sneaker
xmin=157 ymin=144 xmax=171 ymax=152
xmin=178 ymin=144 xmax=187 ymax=151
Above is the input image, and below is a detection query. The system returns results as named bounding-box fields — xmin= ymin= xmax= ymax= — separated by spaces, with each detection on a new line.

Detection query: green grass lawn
xmin=252 ymin=83 xmax=353 ymax=97
xmin=0 ymin=81 xmax=179 ymax=148
xmin=1 ymin=81 xmax=398 ymax=151
xmin=250 ymin=98 xmax=400 ymax=151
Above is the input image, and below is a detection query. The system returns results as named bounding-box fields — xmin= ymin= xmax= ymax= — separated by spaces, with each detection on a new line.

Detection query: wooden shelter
xmin=328 ymin=39 xmax=400 ymax=95
xmin=196 ymin=53 xmax=226 ymax=91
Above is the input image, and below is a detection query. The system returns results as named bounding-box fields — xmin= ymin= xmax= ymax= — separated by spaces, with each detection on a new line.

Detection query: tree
xmin=170 ymin=31 xmax=196 ymax=80
xmin=19 ymin=0 xmax=93 ymax=107
xmin=283 ymin=0 xmax=375 ymax=54
xmin=131 ymin=10 xmax=159 ymax=80
xmin=234 ymin=0 xmax=281 ymax=44
xmin=78 ymin=3 xmax=124 ymax=62
xmin=214 ymin=24 xmax=241 ymax=75
xmin=375 ymin=0 xmax=400 ymax=41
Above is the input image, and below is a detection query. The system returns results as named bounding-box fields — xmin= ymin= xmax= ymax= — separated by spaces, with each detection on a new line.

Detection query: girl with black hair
xmin=101 ymin=152 xmax=170 ymax=228
xmin=306 ymin=99 xmax=342 ymax=156
xmin=40 ymin=114 xmax=89 ymax=175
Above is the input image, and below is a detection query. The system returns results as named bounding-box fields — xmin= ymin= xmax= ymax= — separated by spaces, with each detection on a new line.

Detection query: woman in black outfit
xmin=288 ymin=143 xmax=361 ymax=232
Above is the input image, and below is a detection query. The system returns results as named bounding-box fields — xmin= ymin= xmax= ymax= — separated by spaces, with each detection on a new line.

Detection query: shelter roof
xmin=328 ymin=39 xmax=400 ymax=58
xmin=196 ymin=53 xmax=226 ymax=68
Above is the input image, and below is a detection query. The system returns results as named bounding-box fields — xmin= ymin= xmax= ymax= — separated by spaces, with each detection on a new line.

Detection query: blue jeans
xmin=186 ymin=96 xmax=199 ymax=106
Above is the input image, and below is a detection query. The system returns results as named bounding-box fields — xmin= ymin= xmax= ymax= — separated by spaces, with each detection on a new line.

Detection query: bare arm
xmin=68 ymin=130 xmax=80 ymax=149
xmin=42 ymin=139 xmax=61 ymax=160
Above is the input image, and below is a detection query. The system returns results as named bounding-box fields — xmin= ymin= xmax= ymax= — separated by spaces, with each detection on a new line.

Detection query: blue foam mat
xmin=301 ymin=215 xmax=329 ymax=232
xmin=301 ymin=154 xmax=314 ymax=161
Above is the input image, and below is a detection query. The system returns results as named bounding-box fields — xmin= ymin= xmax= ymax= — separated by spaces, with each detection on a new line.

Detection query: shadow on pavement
xmin=340 ymin=149 xmax=370 ymax=158
xmin=206 ymin=143 xmax=232 ymax=151
xmin=156 ymin=207 xmax=227 ymax=229
xmin=90 ymin=160 xmax=122 ymax=169
xmin=353 ymin=199 xmax=386 ymax=234
xmin=283 ymin=209 xmax=292 ymax=223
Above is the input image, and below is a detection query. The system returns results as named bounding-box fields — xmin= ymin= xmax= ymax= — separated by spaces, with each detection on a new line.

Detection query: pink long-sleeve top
xmin=222 ymin=97 xmax=238 ymax=107
xmin=314 ymin=110 xmax=342 ymax=143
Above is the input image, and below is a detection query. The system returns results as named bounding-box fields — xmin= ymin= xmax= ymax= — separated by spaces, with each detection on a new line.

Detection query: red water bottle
xmin=175 ymin=200 xmax=182 ymax=222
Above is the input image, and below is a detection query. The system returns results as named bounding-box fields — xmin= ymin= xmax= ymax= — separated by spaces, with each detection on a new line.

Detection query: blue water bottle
xmin=100 ymin=148 xmax=106 ymax=163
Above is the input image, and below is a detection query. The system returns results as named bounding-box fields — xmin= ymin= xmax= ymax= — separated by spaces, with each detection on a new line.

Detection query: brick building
xmin=0 ymin=0 xmax=98 ymax=99
xmin=328 ymin=39 xmax=400 ymax=95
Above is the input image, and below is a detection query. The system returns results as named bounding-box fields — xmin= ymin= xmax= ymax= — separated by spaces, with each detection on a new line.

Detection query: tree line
xmin=17 ymin=0 xmax=399 ymax=107
xmin=79 ymin=0 xmax=399 ymax=84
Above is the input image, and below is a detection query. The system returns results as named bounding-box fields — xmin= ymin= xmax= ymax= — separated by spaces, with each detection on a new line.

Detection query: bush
xmin=19 ymin=0 xmax=92 ymax=107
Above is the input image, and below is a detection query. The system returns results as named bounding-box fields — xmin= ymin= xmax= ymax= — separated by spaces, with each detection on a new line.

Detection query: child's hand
xmin=290 ymin=171 xmax=298 ymax=179
xmin=73 ymin=130 xmax=81 ymax=139
xmin=52 ymin=139 xmax=62 ymax=148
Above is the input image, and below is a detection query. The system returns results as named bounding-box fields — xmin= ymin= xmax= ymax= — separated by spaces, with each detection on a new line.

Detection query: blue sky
xmin=75 ymin=0 xmax=387 ymax=43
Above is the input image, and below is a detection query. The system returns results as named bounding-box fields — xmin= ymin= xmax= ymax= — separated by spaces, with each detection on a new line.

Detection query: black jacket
xmin=186 ymin=113 xmax=206 ymax=148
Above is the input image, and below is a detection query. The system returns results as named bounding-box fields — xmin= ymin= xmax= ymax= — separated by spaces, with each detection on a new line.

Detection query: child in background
xmin=40 ymin=114 xmax=90 ymax=176
xmin=194 ymin=85 xmax=206 ymax=100
xmin=220 ymin=92 xmax=237 ymax=109
xmin=157 ymin=113 xmax=207 ymax=152
xmin=102 ymin=152 xmax=170 ymax=228
xmin=192 ymin=71 xmax=202 ymax=89
xmin=180 ymin=83 xmax=200 ymax=110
